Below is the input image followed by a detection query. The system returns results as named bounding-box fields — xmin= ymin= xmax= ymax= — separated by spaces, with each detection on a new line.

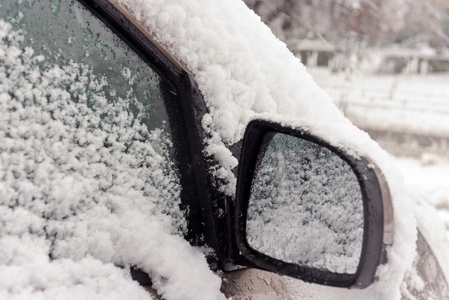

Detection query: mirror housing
xmin=234 ymin=120 xmax=393 ymax=288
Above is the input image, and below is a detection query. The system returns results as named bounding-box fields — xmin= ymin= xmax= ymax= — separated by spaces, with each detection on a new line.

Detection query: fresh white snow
xmin=2 ymin=0 xmax=445 ymax=299
xmin=122 ymin=0 xmax=419 ymax=298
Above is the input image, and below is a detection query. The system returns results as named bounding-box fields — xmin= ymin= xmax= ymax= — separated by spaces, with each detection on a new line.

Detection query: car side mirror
xmin=234 ymin=120 xmax=393 ymax=288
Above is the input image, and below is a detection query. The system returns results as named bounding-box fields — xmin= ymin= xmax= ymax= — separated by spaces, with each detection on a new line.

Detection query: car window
xmin=1 ymin=0 xmax=188 ymax=260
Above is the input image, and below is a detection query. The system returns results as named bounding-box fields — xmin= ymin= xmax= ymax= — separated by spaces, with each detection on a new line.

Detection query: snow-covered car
xmin=1 ymin=0 xmax=449 ymax=299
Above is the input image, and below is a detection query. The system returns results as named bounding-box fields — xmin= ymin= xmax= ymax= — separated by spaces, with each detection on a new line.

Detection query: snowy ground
xmin=394 ymin=155 xmax=449 ymax=239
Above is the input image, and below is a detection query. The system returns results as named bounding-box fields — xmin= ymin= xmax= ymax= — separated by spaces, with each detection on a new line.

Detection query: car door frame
xmin=78 ymin=0 xmax=237 ymax=271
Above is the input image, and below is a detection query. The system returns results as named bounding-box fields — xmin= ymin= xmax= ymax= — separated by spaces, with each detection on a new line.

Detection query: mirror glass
xmin=246 ymin=133 xmax=364 ymax=274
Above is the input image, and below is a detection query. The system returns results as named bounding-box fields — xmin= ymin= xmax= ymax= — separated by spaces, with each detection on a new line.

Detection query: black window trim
xmin=78 ymin=0 xmax=225 ymax=270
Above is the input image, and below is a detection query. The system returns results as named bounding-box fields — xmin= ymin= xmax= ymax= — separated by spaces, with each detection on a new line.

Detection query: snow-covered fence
xmin=304 ymin=66 xmax=449 ymax=156
xmin=288 ymin=40 xmax=449 ymax=74
xmin=288 ymin=40 xmax=449 ymax=156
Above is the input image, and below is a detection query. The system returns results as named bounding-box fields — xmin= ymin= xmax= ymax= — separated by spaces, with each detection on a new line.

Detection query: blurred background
xmin=244 ymin=0 xmax=449 ymax=237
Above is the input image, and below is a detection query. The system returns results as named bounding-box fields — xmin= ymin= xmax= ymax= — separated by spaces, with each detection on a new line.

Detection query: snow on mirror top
xmin=246 ymin=133 xmax=364 ymax=274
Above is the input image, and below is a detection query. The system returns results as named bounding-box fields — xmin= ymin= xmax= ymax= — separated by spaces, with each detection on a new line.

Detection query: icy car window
xmin=1 ymin=0 xmax=186 ymax=267
xmin=246 ymin=133 xmax=364 ymax=274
